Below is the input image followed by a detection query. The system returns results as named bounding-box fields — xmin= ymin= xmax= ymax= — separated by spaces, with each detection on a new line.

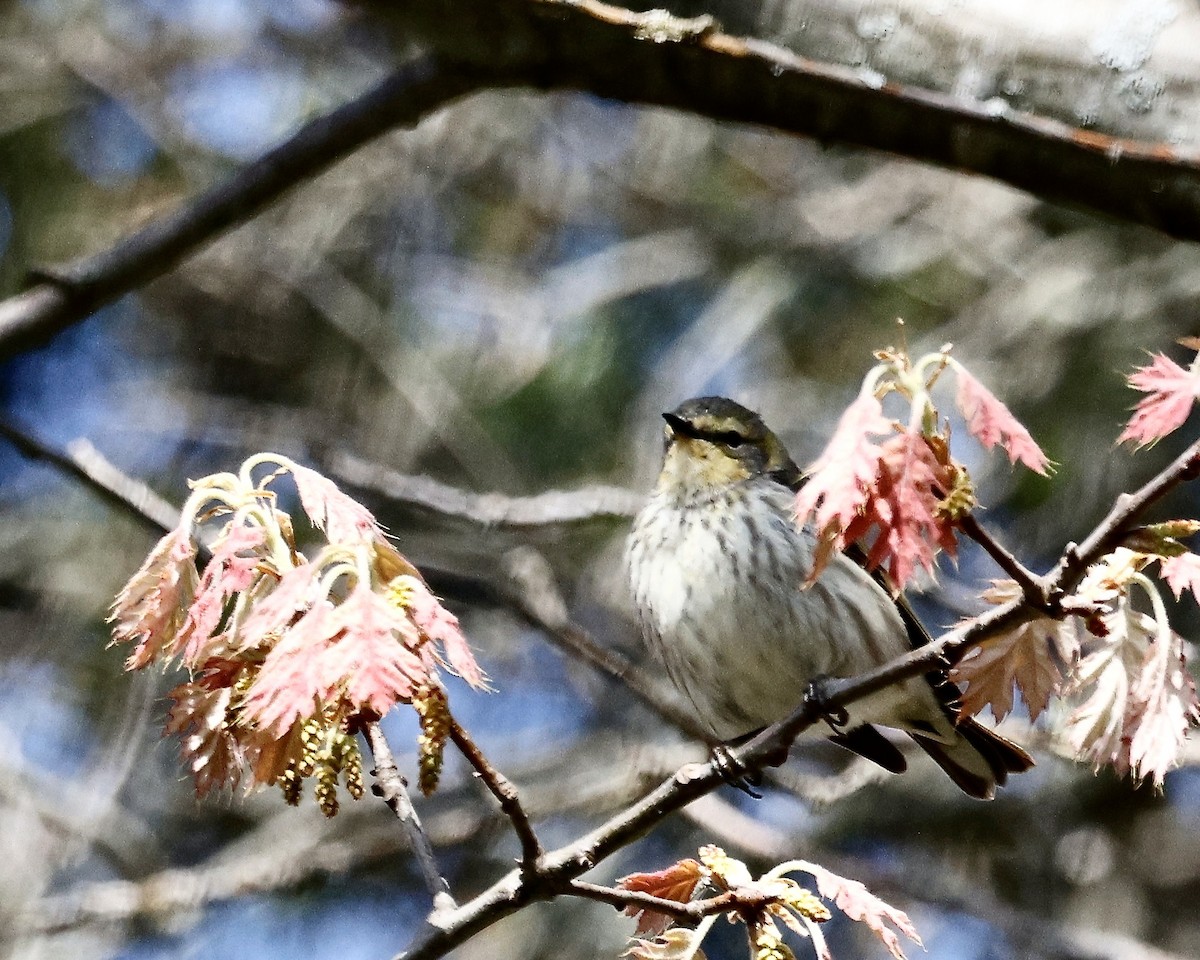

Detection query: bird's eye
xmin=717 ymin=430 xmax=746 ymax=448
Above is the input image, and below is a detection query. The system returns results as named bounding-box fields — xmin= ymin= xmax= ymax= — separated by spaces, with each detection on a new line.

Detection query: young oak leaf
xmin=795 ymin=393 xmax=894 ymax=577
xmin=1118 ymin=350 xmax=1200 ymax=448
xmin=857 ymin=429 xmax=952 ymax=589
xmin=793 ymin=862 xmax=922 ymax=960
xmin=390 ymin=575 xmax=487 ymax=689
xmin=1159 ymin=552 xmax=1200 ymax=602
xmin=165 ymin=679 xmax=242 ymax=797
xmin=175 ymin=524 xmax=267 ymax=666
xmin=953 ymin=364 xmax=1051 ymax=474
xmin=291 ymin=463 xmax=386 ymax=545
xmin=617 ymin=859 xmax=705 ymax=936
xmin=110 ymin=526 xmax=198 ymax=670
xmin=319 ymin=584 xmax=430 ymax=717
xmin=1124 ymin=616 xmax=1199 ymax=787
xmin=950 ymin=581 xmax=1078 ymax=722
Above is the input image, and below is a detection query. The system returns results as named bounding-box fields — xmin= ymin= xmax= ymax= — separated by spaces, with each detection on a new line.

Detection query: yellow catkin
xmin=750 ymin=920 xmax=795 ymax=960
xmin=412 ymin=686 xmax=450 ymax=796
xmin=782 ymin=887 xmax=831 ymax=923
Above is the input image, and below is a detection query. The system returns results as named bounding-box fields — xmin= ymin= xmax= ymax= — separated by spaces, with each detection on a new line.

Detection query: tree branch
xmin=447 ymin=719 xmax=543 ymax=874
xmin=9 ymin=1 xmax=1200 ymax=362
xmin=0 ymin=54 xmax=494 ymax=361
xmin=365 ymin=722 xmax=457 ymax=914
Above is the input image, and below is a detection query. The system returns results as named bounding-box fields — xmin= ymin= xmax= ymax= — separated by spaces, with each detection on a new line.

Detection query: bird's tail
xmin=912 ymin=718 xmax=1034 ymax=800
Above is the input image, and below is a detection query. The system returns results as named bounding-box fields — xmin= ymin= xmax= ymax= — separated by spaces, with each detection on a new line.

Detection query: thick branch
xmin=8 ymin=2 xmax=1200 ymax=361
xmin=0 ymin=54 xmax=492 ymax=361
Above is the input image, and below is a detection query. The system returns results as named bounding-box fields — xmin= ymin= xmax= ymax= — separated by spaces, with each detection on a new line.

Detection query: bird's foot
xmin=805 ymin=674 xmax=850 ymax=732
xmin=710 ymin=744 xmax=763 ymax=798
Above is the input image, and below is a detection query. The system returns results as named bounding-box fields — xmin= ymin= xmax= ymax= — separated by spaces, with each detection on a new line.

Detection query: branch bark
xmin=7 ymin=1 xmax=1200 ymax=360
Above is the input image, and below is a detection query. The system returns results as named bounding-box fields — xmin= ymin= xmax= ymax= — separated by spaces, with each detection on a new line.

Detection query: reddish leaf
xmin=236 ymin=562 xmax=323 ymax=649
xmin=954 ymin=365 xmax=1051 ymax=474
xmin=860 ymin=429 xmax=951 ymax=589
xmin=399 ymin=576 xmax=487 ymax=689
xmin=799 ymin=862 xmax=922 ymax=960
xmin=618 ymin=860 xmax=704 ymax=936
xmin=111 ymin=527 xmax=198 ymax=670
xmin=175 ymin=524 xmax=266 ymax=666
xmin=1159 ymin=552 xmax=1200 ymax=602
xmin=794 ymin=393 xmax=893 ymax=577
xmin=165 ymin=680 xmax=242 ymax=796
xmin=1118 ymin=352 xmax=1200 ymax=448
xmin=291 ymin=463 xmax=385 ymax=544
xmin=321 ymin=584 xmax=430 ymax=717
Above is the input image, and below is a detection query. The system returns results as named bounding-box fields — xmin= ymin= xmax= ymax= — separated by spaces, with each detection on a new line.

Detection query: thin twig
xmin=447 ymin=719 xmax=543 ymax=874
xmin=566 ymin=879 xmax=768 ymax=921
xmin=956 ymin=511 xmax=1046 ymax=605
xmin=365 ymin=722 xmax=457 ymax=914
xmin=0 ymin=55 xmax=494 ymax=361
xmin=0 ymin=419 xmax=179 ymax=535
xmin=332 ymin=453 xmax=643 ymax=527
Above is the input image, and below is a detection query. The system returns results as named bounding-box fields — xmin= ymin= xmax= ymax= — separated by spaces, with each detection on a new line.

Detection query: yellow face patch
xmin=657 ymin=435 xmax=752 ymax=493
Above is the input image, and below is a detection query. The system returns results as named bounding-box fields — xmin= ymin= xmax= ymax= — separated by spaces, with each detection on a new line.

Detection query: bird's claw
xmin=805 ymin=675 xmax=849 ymax=730
xmin=711 ymin=744 xmax=763 ymax=798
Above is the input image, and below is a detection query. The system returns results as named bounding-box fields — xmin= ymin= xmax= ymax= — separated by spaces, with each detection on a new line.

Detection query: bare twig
xmin=0 ymin=419 xmax=179 ymax=535
xmin=365 ymin=722 xmax=457 ymax=914
xmin=956 ymin=511 xmax=1046 ymax=606
xmin=566 ymin=879 xmax=770 ymax=921
xmin=447 ymin=719 xmax=543 ymax=874
xmin=332 ymin=453 xmax=643 ymax=527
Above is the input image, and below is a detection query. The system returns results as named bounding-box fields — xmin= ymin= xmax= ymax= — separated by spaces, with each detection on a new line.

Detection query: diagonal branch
xmin=447 ymin=719 xmax=543 ymax=874
xmin=364 ymin=721 xmax=458 ymax=914
xmin=0 ymin=54 xmax=497 ymax=362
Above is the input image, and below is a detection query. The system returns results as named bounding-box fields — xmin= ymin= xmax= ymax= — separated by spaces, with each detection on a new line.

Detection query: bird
xmin=626 ymin=396 xmax=1033 ymax=799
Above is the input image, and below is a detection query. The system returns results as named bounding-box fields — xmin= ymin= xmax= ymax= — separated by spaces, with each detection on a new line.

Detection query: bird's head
xmin=657 ymin=396 xmax=801 ymax=494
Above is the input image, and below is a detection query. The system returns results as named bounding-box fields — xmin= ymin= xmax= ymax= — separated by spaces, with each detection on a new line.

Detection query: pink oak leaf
xmin=321 ymin=585 xmax=430 ymax=718
xmin=111 ymin=526 xmax=199 ymax=670
xmin=799 ymin=862 xmax=922 ymax=960
xmin=1159 ymin=552 xmax=1200 ymax=602
xmin=236 ymin=562 xmax=323 ymax=650
xmin=291 ymin=463 xmax=385 ymax=545
xmin=860 ymin=429 xmax=950 ymax=589
xmin=165 ymin=679 xmax=242 ymax=796
xmin=175 ymin=524 xmax=267 ymax=666
xmin=400 ymin=576 xmax=487 ymax=689
xmin=954 ymin=365 xmax=1051 ymax=474
xmin=1125 ymin=618 xmax=1200 ymax=788
xmin=617 ymin=859 xmax=704 ymax=936
xmin=1118 ymin=352 xmax=1200 ymax=448
xmin=796 ymin=393 xmax=893 ymax=533
xmin=241 ymin=601 xmax=342 ymax=737
xmin=951 ymin=619 xmax=1073 ymax=722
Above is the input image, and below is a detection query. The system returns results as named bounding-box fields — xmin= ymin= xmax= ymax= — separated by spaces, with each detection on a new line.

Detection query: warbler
xmin=627 ymin=396 xmax=1033 ymax=799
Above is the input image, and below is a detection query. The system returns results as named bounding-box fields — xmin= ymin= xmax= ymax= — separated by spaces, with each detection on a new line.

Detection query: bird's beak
xmin=662 ymin=412 xmax=690 ymax=438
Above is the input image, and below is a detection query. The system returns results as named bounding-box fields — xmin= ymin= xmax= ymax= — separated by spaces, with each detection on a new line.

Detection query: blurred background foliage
xmin=2 ymin=2 xmax=1200 ymax=960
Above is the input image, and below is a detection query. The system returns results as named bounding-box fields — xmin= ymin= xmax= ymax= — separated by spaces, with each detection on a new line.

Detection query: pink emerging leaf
xmin=241 ymin=601 xmax=341 ymax=737
xmin=291 ymin=463 xmax=385 ymax=544
xmin=860 ymin=429 xmax=949 ymax=589
xmin=401 ymin=576 xmax=487 ymax=689
xmin=1118 ymin=352 xmax=1200 ymax=448
xmin=175 ymin=524 xmax=266 ymax=666
xmin=111 ymin=526 xmax=198 ymax=670
xmin=799 ymin=862 xmax=922 ymax=960
xmin=1159 ymin=552 xmax=1200 ymax=602
xmin=320 ymin=585 xmax=430 ymax=717
xmin=954 ymin=365 xmax=1051 ymax=474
